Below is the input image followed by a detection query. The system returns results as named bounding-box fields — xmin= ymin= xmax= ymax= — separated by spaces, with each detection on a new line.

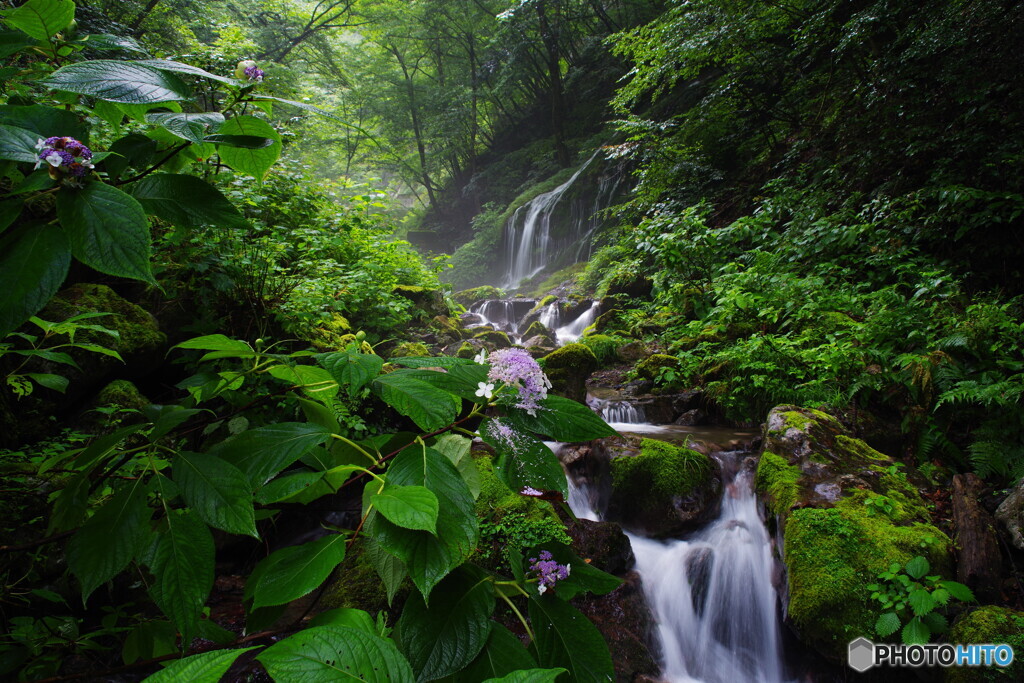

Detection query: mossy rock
xmin=541 ymin=343 xmax=597 ymax=403
xmin=95 ymin=380 xmax=149 ymax=410
xmin=589 ymin=309 xmax=623 ymax=335
xmin=453 ymin=285 xmax=505 ymax=307
xmin=473 ymin=329 xmax=512 ymax=349
xmin=527 ymin=295 xmax=558 ymax=318
xmin=392 ymin=285 xmax=449 ymax=319
xmin=323 ymin=537 xmax=410 ymax=619
xmin=608 ymin=438 xmax=718 ymax=537
xmin=44 ymin=283 xmax=165 ymax=358
xmin=430 ymin=315 xmax=463 ymax=345
xmin=305 ymin=312 xmax=352 ymax=351
xmin=581 ymin=334 xmax=620 ymax=367
xmin=946 ymin=607 xmax=1024 ymax=682
xmin=523 ymin=320 xmax=553 ymax=340
xmin=389 ymin=341 xmax=430 ymax=358
xmin=634 ymin=353 xmax=680 ymax=381
xmin=455 ymin=341 xmax=479 ymax=359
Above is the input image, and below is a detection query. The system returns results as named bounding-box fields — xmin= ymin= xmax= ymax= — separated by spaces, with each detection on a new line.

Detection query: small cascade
xmin=538 ymin=302 xmax=561 ymax=331
xmin=601 ymin=401 xmax=646 ymax=425
xmin=555 ymin=301 xmax=600 ymax=345
xmin=467 ymin=299 xmax=536 ymax=340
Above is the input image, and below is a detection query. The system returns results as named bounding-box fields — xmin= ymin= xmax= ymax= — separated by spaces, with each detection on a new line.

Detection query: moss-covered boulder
xmin=946 ymin=607 xmax=1024 ymax=682
xmin=304 ymin=312 xmax=352 ymax=351
xmin=472 ymin=329 xmax=512 ymax=349
xmin=580 ymin=334 xmax=620 ymax=367
xmin=452 ymin=339 xmax=484 ymax=359
xmin=634 ymin=353 xmax=680 ymax=381
xmin=522 ymin=321 xmax=554 ymax=343
xmin=755 ymin=405 xmax=952 ymax=663
xmin=430 ymin=315 xmax=464 ymax=345
xmin=541 ymin=343 xmax=597 ymax=403
xmin=608 ymin=438 xmax=719 ymax=537
xmin=616 ymin=341 xmax=650 ymax=363
xmin=453 ymin=285 xmax=504 ymax=307
xmin=389 ymin=341 xmax=430 ymax=358
xmin=392 ymin=285 xmax=449 ymax=319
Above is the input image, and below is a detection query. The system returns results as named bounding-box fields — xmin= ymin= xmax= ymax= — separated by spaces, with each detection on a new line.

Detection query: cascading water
xmin=600 ymin=401 xmax=646 ymax=425
xmin=566 ymin=450 xmax=788 ymax=683
xmin=555 ymin=301 xmax=599 ymax=345
xmin=538 ymin=302 xmax=560 ymax=330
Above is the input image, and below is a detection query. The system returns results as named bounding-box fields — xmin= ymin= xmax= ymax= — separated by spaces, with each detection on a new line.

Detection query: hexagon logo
xmin=848 ymin=637 xmax=875 ymax=672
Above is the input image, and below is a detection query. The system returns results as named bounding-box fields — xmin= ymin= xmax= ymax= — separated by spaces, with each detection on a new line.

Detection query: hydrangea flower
xmin=475 ymin=381 xmax=495 ymax=399
xmin=528 ymin=550 xmax=570 ymax=595
xmin=474 ymin=349 xmax=487 ymax=365
xmin=486 ymin=348 xmax=552 ymax=416
xmin=236 ymin=60 xmax=265 ymax=82
xmin=34 ymin=136 xmax=94 ymax=179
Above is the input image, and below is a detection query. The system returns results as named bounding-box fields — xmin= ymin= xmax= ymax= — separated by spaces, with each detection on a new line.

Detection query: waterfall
xmin=601 ymin=401 xmax=646 ymax=425
xmin=555 ymin=301 xmax=599 ymax=345
xmin=538 ymin=302 xmax=560 ymax=330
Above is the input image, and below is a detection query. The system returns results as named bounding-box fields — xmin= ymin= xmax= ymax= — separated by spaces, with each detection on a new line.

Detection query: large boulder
xmin=755 ymin=405 xmax=952 ymax=663
xmin=541 ymin=343 xmax=597 ymax=403
xmin=946 ymin=606 xmax=1024 ymax=682
xmin=392 ymin=285 xmax=449 ymax=319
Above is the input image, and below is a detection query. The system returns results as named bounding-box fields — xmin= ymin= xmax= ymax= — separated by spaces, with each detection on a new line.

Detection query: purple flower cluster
xmin=34 ymin=136 xmax=94 ymax=177
xmin=486 ymin=348 xmax=552 ymax=416
xmin=528 ymin=550 xmax=570 ymax=595
xmin=244 ymin=64 xmax=265 ymax=82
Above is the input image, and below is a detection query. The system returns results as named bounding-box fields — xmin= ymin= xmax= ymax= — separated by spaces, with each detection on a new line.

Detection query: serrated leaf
xmin=79 ymin=34 xmax=147 ymax=54
xmin=528 ymin=596 xmax=614 ymax=683
xmin=66 ymin=479 xmax=151 ymax=602
xmin=141 ymin=647 xmax=257 ymax=683
xmin=507 ymin=395 xmax=617 ymax=442
xmin=145 ymin=111 xmax=223 ymax=144
xmin=904 ymin=556 xmax=929 ymax=579
xmin=433 ymin=433 xmax=481 ymax=499
xmin=940 ymin=580 xmax=975 ymax=602
xmin=316 ymin=350 xmax=384 ymax=396
xmin=874 ymin=611 xmax=901 ymax=637
xmin=173 ymin=334 xmax=253 ymax=355
xmin=130 ymin=172 xmax=246 ymax=229
xmin=26 ymin=372 xmax=68 ymax=393
xmin=484 ymin=669 xmax=568 ymax=683
xmin=148 ymin=509 xmax=214 ymax=645
xmin=907 ymin=588 xmax=936 ymax=617
xmin=372 ymin=372 xmax=461 ymax=432
xmin=2 ymin=0 xmax=74 ymax=41
xmin=454 ymin=624 xmax=538 ymax=682
xmin=251 ymin=534 xmax=346 ymax=609
xmin=372 ymin=484 xmax=439 ymax=534
xmin=0 ymin=224 xmax=71 ymax=337
xmin=134 ymin=59 xmax=238 ymax=86
xmin=210 ymin=422 xmax=332 ymax=487
xmin=202 ymin=134 xmax=275 ymax=148
xmin=254 ymin=470 xmax=325 ymax=505
xmin=479 ymin=419 xmax=568 ymax=501
xmin=0 ymin=104 xmax=88 ymax=142
xmin=398 ymin=566 xmax=495 ymax=681
xmin=56 ymin=182 xmax=154 ymax=283
xmin=366 ymin=537 xmax=406 ymax=606
xmin=308 ymin=608 xmax=377 ymax=633
xmin=922 ymin=611 xmax=948 ymax=634
xmin=173 ymin=451 xmax=257 ymax=537
xmin=43 ymin=60 xmax=192 ymax=104
xmin=931 ymin=588 xmax=949 ymax=605
xmin=389 ymin=356 xmax=474 ymax=369
xmin=0 ymin=197 xmax=23 ymax=234
xmin=257 ymin=625 xmax=414 ymax=682
xmin=403 ymin=366 xmax=490 ymax=403
xmin=901 ymin=616 xmax=930 ymax=645
xmin=215 ymin=116 xmax=280 ymax=180
xmin=0 ymin=29 xmax=33 ymax=58
xmin=0 ymin=123 xmax=41 ymax=163
xmin=268 ymin=364 xmax=339 ymax=400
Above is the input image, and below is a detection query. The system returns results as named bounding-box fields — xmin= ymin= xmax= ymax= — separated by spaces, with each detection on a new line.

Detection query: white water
xmin=567 ymin=452 xmax=787 ymax=683
xmin=539 ymin=302 xmax=560 ymax=330
xmin=599 ymin=400 xmax=646 ymax=424
xmin=555 ymin=301 xmax=600 ymax=345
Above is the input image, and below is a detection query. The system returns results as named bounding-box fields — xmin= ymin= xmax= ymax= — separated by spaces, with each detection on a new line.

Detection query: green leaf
xmin=148 ymin=509 xmax=214 ymax=645
xmin=268 ymin=364 xmax=339 ymax=400
xmin=308 ymin=608 xmax=378 ymax=633
xmin=904 ymin=556 xmax=929 ymax=580
xmin=173 ymin=451 xmax=257 ymax=537
xmin=134 ymin=59 xmax=238 ymax=86
xmin=316 ymin=350 xmax=384 ymax=396
xmin=479 ymin=419 xmax=568 ymax=501
xmin=940 ymin=580 xmax=975 ymax=602
xmin=389 ymin=356 xmax=475 ymax=369
xmin=56 ymin=182 xmax=154 ymax=284
xmin=145 ymin=405 xmax=202 ymax=442
xmin=454 ymin=624 xmax=538 ymax=682
xmin=0 ymin=104 xmax=89 ymax=143
xmin=250 ymin=96 xmax=346 ymax=122
xmin=907 ymin=588 xmax=936 ymax=617
xmin=78 ymin=34 xmax=146 ymax=54
xmin=26 ymin=373 xmax=68 ymax=393
xmin=484 ymin=669 xmax=568 ymax=683
xmin=402 ymin=366 xmax=491 ymax=403
xmin=372 ymin=372 xmax=461 ymax=432
xmin=141 ymin=647 xmax=257 ymax=683
xmin=874 ymin=611 xmax=901 ymax=637
xmin=255 ymin=470 xmax=326 ymax=505
xmin=66 ymin=479 xmax=151 ymax=602
xmin=251 ymin=534 xmax=347 ymax=609
xmin=0 ymin=29 xmax=33 ymax=58
xmin=433 ymin=433 xmax=481 ymax=499
xmin=528 ymin=544 xmax=621 ymax=601
xmin=528 ymin=596 xmax=614 ymax=683
xmin=0 ymin=224 xmax=71 ymax=337
xmin=257 ymin=625 xmax=414 ymax=682
xmin=202 ymin=134 xmax=275 ymax=149
xmin=398 ymin=566 xmax=495 ymax=681
xmin=215 ymin=116 xmax=280 ymax=180
xmin=130 ymin=173 xmax=245 ymax=229
xmin=2 ymin=0 xmax=74 ymax=41
xmin=372 ymin=484 xmax=439 ymax=534
xmin=144 ymin=112 xmax=224 ymax=145
xmin=923 ymin=611 xmax=949 ymax=635
xmin=42 ymin=60 xmax=192 ymax=104
xmin=211 ymin=422 xmax=332 ymax=488
xmin=366 ymin=537 xmax=406 ymax=606
xmin=369 ymin=447 xmax=477 ymax=599
xmin=105 ymin=133 xmax=157 ymax=179
xmin=901 ymin=616 xmax=930 ymax=645
xmin=173 ymin=334 xmax=253 ymax=355
xmin=0 ymin=123 xmax=41 ymax=163
xmin=507 ymin=395 xmax=617 ymax=441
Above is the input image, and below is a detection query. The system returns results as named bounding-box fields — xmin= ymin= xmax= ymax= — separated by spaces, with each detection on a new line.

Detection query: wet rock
xmin=392 ymin=285 xmax=449 ymax=319
xmin=675 ymin=409 xmax=708 ymax=426
xmin=460 ymin=312 xmax=485 ymax=326
xmin=566 ymin=518 xmax=635 ymax=576
xmin=995 ymin=476 xmax=1024 ymax=551
xmin=542 ymin=343 xmax=598 ymax=403
xmin=621 ymin=379 xmax=653 ymax=397
xmin=616 ymin=341 xmax=650 ymax=363
xmin=453 ymin=285 xmax=505 ymax=307
xmin=572 ymin=571 xmax=659 ymax=682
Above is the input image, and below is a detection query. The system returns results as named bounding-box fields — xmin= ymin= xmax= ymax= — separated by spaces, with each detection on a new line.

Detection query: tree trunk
xmin=535 ymin=1 xmax=571 ymax=168
xmin=951 ymin=473 xmax=1003 ymax=603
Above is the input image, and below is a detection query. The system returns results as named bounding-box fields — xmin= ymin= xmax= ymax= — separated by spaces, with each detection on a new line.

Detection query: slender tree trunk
xmin=391 ymin=46 xmax=437 ymax=207
xmin=535 ymin=1 xmax=570 ymax=167
xmin=131 ymin=0 xmax=162 ymax=32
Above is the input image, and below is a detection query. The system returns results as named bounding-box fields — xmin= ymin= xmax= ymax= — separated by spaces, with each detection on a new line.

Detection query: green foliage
xmin=867 ymin=556 xmax=974 ymax=644
xmin=610 ymin=439 xmax=711 ymax=517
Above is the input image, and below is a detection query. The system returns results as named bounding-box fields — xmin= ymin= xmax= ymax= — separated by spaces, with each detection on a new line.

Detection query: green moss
xmin=835 ymin=434 xmax=889 ymax=461
xmin=872 ymin=467 xmax=931 ymax=522
xmin=456 ymin=342 xmax=477 ymax=359
xmin=590 ymin=309 xmax=623 ymax=335
xmin=44 ymin=283 xmax=164 ymax=356
xmin=473 ymin=330 xmax=512 ymax=348
xmin=453 ymin=286 xmax=505 ymax=307
xmin=580 ymin=334 xmax=621 ymax=366
xmin=323 ymin=538 xmax=408 ymax=616
xmin=389 ymin=341 xmax=430 ymax=358
xmin=635 ymin=353 xmax=679 ymax=381
xmin=305 ymin=312 xmax=352 ymax=351
xmin=611 ymin=439 xmax=711 ymax=517
xmin=522 ymin=321 xmax=553 ymax=341
xmin=542 ymin=343 xmax=598 ymax=401
xmin=430 ymin=315 xmax=463 ymax=344
xmin=784 ymin=499 xmax=951 ymax=660
xmin=528 ymin=296 xmax=558 ymax=317
xmin=95 ymin=380 xmax=148 ymax=410
xmin=947 ymin=607 xmax=1024 ymax=682
xmin=392 ymin=285 xmax=448 ymax=319
xmin=756 ymin=452 xmax=802 ymax=518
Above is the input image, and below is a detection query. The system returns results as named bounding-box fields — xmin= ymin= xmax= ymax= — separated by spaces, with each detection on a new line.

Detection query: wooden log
xmin=952 ymin=473 xmax=1003 ymax=603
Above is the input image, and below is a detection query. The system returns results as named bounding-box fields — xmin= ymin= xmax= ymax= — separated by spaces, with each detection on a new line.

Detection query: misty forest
xmin=1 ymin=0 xmax=1023 ymax=681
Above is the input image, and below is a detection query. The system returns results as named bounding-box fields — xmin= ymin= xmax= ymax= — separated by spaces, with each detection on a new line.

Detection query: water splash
xmin=555 ymin=301 xmax=600 ymax=345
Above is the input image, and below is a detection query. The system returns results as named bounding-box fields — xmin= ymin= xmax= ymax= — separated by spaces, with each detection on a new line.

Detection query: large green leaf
xmin=268 ymin=364 xmax=339 ymax=401
xmin=148 ymin=509 xmax=214 ymax=645
xmin=528 ymin=596 xmax=614 ymax=683
xmin=43 ymin=60 xmax=192 ymax=104
xmin=479 ymin=420 xmax=568 ymax=501
xmin=250 ymin=534 xmax=347 ymax=609
xmin=366 ymin=538 xmax=406 ymax=606
xmin=454 ymin=625 xmax=538 ymax=682
xmin=0 ymin=104 xmax=88 ymax=142
xmin=901 ymin=616 xmax=930 ymax=645
xmin=0 ymin=30 xmax=33 ymax=58
xmin=202 ymin=134 xmax=275 ymax=149
xmin=316 ymin=350 xmax=384 ymax=396
xmin=141 ymin=647 xmax=257 ymax=683
xmin=369 ymin=447 xmax=477 ymax=599
xmin=145 ymin=112 xmax=224 ymax=145
xmin=134 ymin=59 xmax=239 ymax=86
xmin=308 ymin=608 xmax=378 ymax=633
xmin=56 ymin=182 xmax=154 ymax=283
xmin=130 ymin=173 xmax=246 ymax=229
xmin=2 ymin=0 xmax=74 ymax=41
xmin=433 ymin=433 xmax=481 ymax=499
xmin=173 ymin=451 xmax=257 ymax=537
xmin=403 ymin=366 xmax=491 ymax=404
xmin=0 ymin=224 xmax=71 ymax=337
xmin=398 ymin=566 xmax=495 ymax=681
xmin=215 ymin=116 xmax=281 ymax=180
xmin=372 ymin=372 xmax=461 ymax=432
xmin=255 ymin=470 xmax=327 ymax=505
xmin=78 ymin=33 xmax=146 ymax=54
xmin=66 ymin=479 xmax=151 ymax=602
xmin=484 ymin=670 xmax=568 ymax=683
xmin=210 ymin=422 xmax=332 ymax=487
xmin=506 ymin=396 xmax=617 ymax=442
xmin=0 ymin=123 xmax=41 ymax=163
xmin=371 ymin=484 xmax=439 ymax=534
xmin=525 ymin=544 xmax=621 ymax=601
xmin=257 ymin=625 xmax=414 ymax=682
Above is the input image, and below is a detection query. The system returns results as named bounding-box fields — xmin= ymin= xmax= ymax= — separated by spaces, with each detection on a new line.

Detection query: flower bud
xmin=235 ymin=60 xmax=257 ymax=80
